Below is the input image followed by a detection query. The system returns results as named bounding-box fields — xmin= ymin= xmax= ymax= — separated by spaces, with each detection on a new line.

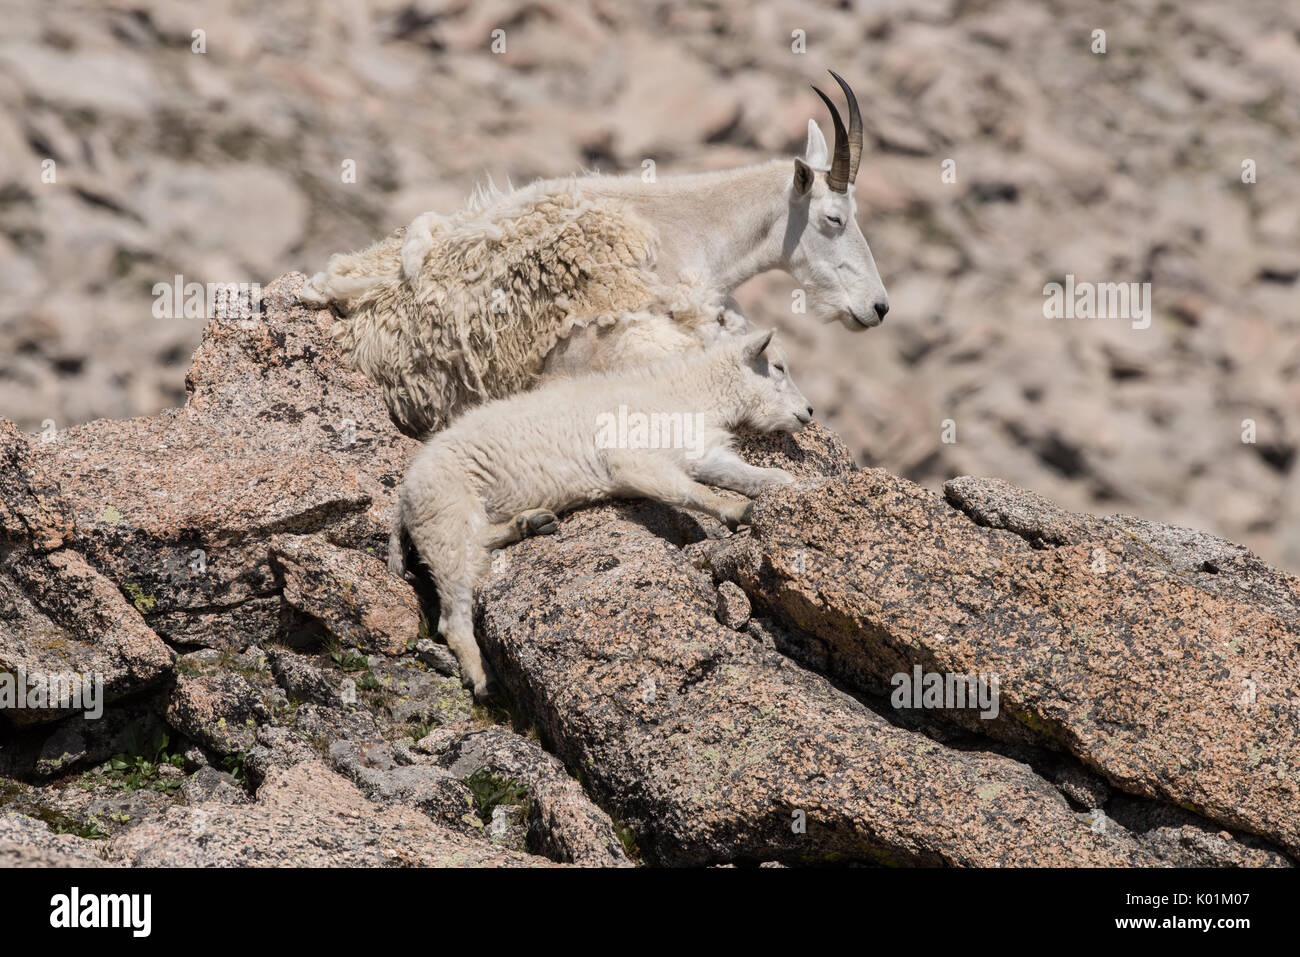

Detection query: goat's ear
xmin=743 ymin=329 xmax=775 ymax=361
xmin=792 ymin=158 xmax=815 ymax=198
xmin=804 ymin=119 xmax=830 ymax=170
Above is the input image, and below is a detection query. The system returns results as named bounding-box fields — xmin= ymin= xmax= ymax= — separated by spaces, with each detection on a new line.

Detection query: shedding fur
xmin=307 ymin=180 xmax=685 ymax=437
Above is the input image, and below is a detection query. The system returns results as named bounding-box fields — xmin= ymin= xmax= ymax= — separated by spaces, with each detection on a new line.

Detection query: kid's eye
xmin=826 ymin=214 xmax=844 ymax=227
xmin=773 ymin=363 xmax=786 ymax=373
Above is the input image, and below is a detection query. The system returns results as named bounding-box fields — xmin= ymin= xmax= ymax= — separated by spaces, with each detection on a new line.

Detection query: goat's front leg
xmin=608 ymin=454 xmax=751 ymax=529
xmin=299 ymin=272 xmax=333 ymax=306
xmin=485 ymin=508 xmax=560 ymax=549
xmin=689 ymin=446 xmax=795 ymax=497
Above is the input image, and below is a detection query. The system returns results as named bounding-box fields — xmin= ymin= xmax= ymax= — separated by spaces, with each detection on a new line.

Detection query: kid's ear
xmin=743 ymin=329 xmax=775 ymax=360
xmin=792 ymin=158 xmax=815 ymax=198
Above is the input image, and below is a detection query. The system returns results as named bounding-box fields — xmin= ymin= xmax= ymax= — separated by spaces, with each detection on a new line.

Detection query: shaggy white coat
xmin=304 ymin=180 xmax=746 ymax=437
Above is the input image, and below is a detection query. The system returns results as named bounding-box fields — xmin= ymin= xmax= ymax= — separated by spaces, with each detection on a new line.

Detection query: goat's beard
xmin=839 ymin=314 xmax=872 ymax=331
xmin=827 ymin=306 xmax=880 ymax=331
xmin=809 ymin=299 xmax=859 ymax=329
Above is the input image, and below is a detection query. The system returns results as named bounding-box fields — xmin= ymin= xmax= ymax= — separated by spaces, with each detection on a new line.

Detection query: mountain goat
xmin=302 ymin=72 xmax=884 ymax=437
xmin=388 ymin=329 xmax=811 ymax=698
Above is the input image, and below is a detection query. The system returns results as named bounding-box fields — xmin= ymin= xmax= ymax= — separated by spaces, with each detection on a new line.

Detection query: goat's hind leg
xmin=437 ymin=578 xmax=498 ymax=701
xmin=404 ymin=505 xmax=498 ymax=700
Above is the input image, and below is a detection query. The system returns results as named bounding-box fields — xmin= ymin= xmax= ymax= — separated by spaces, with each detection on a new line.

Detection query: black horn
xmin=828 ymin=70 xmax=862 ymax=184
xmin=810 ymin=85 xmax=851 ymax=193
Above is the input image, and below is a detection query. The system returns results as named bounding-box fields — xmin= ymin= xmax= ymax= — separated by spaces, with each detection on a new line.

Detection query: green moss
xmin=0 ymin=781 xmax=111 ymax=840
xmin=866 ymin=844 xmax=903 ymax=867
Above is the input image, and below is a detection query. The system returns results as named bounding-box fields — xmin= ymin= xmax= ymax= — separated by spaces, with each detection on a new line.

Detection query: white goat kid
xmin=388 ymin=329 xmax=811 ymax=698
xmin=301 ymin=72 xmax=884 ymax=437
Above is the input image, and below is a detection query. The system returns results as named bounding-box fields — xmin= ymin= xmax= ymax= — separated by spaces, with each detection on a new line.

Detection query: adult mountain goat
xmin=388 ymin=329 xmax=811 ymax=698
xmin=302 ymin=72 xmax=887 ymax=437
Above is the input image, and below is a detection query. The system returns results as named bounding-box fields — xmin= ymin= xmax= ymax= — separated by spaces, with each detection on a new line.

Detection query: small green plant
xmin=331 ymin=649 xmax=369 ymax=672
xmin=103 ymin=723 xmax=184 ymax=794
xmin=614 ymin=822 xmax=641 ymax=861
xmin=408 ymin=720 xmax=437 ymax=742
xmin=355 ymin=670 xmax=380 ymax=691
xmin=53 ymin=813 xmax=110 ymax=840
xmin=222 ymin=751 xmax=248 ymax=786
xmin=105 ymin=753 xmax=184 ymax=793
xmin=463 ymin=767 xmax=529 ymax=823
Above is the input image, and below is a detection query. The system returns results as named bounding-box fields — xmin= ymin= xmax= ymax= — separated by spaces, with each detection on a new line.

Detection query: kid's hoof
xmin=473 ymin=678 xmax=500 ymax=702
xmin=515 ymin=509 xmax=559 ymax=537
xmin=724 ymin=502 xmax=754 ymax=530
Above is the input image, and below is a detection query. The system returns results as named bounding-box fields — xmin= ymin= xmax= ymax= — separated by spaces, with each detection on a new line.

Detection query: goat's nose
xmin=874 ymin=299 xmax=889 ymax=321
xmin=806 ymin=406 xmax=815 ymax=418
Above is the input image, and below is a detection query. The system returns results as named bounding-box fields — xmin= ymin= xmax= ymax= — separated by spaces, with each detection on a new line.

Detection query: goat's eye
xmin=826 ymin=214 xmax=844 ymax=227
xmin=773 ymin=363 xmax=786 ymax=373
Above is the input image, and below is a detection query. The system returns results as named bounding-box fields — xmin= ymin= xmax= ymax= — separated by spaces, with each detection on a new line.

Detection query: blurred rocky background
xmin=0 ymin=0 xmax=1296 ymax=570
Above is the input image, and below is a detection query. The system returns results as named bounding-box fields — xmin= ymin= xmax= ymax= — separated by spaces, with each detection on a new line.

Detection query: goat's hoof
xmin=473 ymin=678 xmax=500 ymax=702
xmin=298 ymin=274 xmax=330 ymax=306
xmin=515 ymin=509 xmax=559 ymax=537
xmin=723 ymin=502 xmax=754 ymax=531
